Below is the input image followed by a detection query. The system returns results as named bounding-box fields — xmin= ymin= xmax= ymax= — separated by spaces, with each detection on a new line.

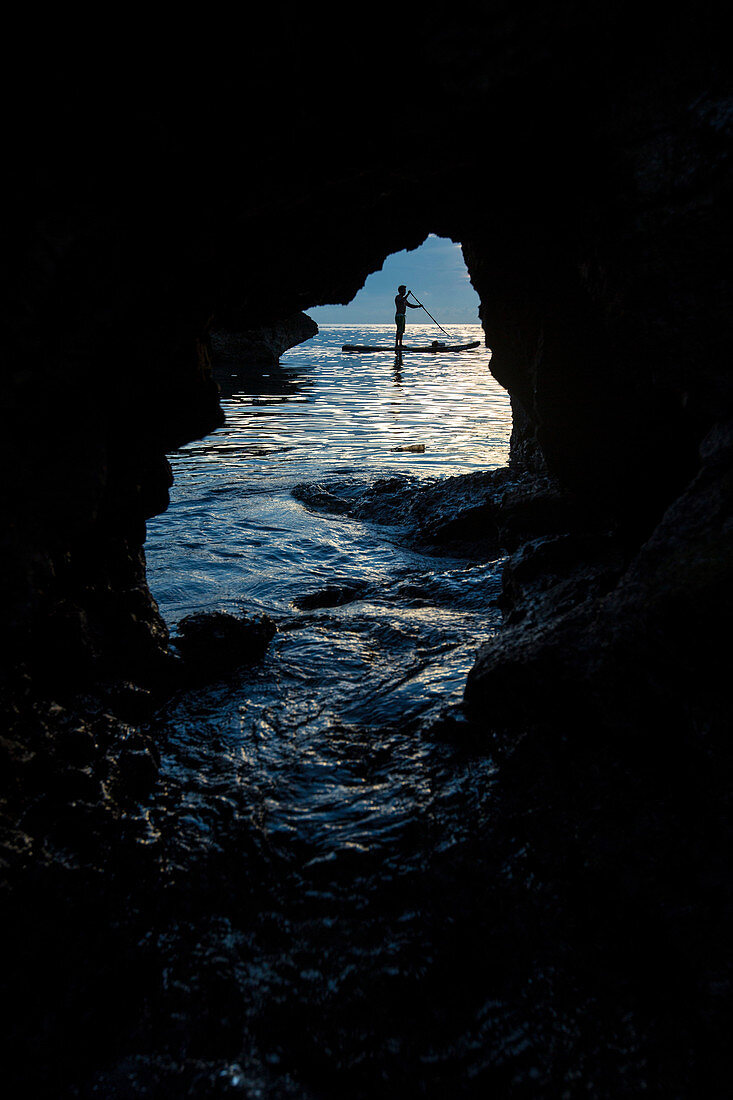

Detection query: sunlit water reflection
xmin=140 ymin=324 xmax=518 ymax=1094
xmin=147 ymin=324 xmax=510 ymax=620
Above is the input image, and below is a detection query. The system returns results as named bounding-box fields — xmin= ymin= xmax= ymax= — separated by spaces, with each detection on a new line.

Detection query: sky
xmin=307 ymin=234 xmax=482 ymax=325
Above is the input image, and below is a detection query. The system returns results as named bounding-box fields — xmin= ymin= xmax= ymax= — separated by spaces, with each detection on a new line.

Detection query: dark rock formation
xmin=292 ymin=581 xmax=368 ymax=610
xmin=6 ymin=9 xmax=731 ymax=694
xmin=3 ymin=4 xmax=733 ymax=1096
xmin=465 ymin=417 xmax=733 ymax=741
xmin=294 ymin=468 xmax=594 ymax=557
xmin=173 ymin=611 xmax=276 ymax=677
xmin=210 ymin=311 xmax=318 ymax=367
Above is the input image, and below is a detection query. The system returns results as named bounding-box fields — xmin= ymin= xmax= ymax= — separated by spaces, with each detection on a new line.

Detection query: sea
xmin=139 ymin=322 xmax=520 ymax=1094
xmin=147 ymin=324 xmax=510 ymax=621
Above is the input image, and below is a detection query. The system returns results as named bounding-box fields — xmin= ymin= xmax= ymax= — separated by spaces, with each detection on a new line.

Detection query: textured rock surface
xmin=5 ymin=10 xmax=731 ymax=694
xmin=210 ymin=311 xmax=318 ymax=367
xmin=3 ymin=4 xmax=733 ymax=1096
xmin=293 ymin=467 xmax=590 ymax=557
xmin=173 ymin=611 xmax=276 ymax=678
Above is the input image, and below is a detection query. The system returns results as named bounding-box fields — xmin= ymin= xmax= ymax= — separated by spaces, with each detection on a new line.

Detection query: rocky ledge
xmin=464 ymin=418 xmax=733 ymax=742
xmin=293 ymin=464 xmax=598 ymax=558
xmin=210 ymin=312 xmax=318 ymax=368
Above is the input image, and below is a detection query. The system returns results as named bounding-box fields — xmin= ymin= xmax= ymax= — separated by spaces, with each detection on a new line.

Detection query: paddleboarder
xmin=394 ymin=285 xmax=422 ymax=351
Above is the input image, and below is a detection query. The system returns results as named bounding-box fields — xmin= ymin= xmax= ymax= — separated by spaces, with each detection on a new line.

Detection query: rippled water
xmin=139 ymin=323 xmax=520 ymax=1095
xmin=147 ymin=324 xmax=510 ymax=621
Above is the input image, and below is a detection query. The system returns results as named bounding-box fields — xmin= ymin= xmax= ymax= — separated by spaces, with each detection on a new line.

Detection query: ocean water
xmin=146 ymin=324 xmax=510 ymax=621
xmin=138 ymin=323 xmax=521 ymax=1095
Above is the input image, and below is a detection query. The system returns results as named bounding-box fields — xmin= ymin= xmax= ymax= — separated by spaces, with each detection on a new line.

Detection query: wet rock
xmin=465 ymin=418 xmax=733 ymax=742
xmin=420 ymin=704 xmax=482 ymax=745
xmin=118 ymin=745 xmax=159 ymax=797
xmin=292 ymin=478 xmax=377 ymax=516
xmin=294 ymin=467 xmax=590 ymax=559
xmin=395 ymin=582 xmax=431 ymax=605
xmin=58 ymin=724 xmax=98 ymax=766
xmin=292 ymin=581 xmax=368 ymax=610
xmin=54 ymin=763 xmax=104 ymax=804
xmin=97 ymin=679 xmax=158 ymax=722
xmin=293 ymin=471 xmax=497 ymax=550
xmin=498 ymin=531 xmax=627 ymax=625
xmin=173 ymin=611 xmax=276 ymax=677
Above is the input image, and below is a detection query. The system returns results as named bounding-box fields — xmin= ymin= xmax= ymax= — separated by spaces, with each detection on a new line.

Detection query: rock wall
xmin=4 ymin=7 xmax=726 ymax=695
xmin=210 ymin=311 xmax=318 ymax=367
xmin=3 ymin=0 xmax=731 ymax=824
xmin=2 ymin=6 xmax=732 ymax=1091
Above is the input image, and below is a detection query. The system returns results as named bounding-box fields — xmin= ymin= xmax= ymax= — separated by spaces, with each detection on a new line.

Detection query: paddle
xmin=407 ymin=290 xmax=454 ymax=340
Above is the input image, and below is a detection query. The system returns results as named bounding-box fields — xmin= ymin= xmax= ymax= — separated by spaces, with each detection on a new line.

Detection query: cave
xmin=3 ymin=7 xmax=732 ymax=1097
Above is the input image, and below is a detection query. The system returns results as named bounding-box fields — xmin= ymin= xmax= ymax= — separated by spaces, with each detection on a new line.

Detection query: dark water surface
xmin=139 ymin=324 xmax=523 ymax=1095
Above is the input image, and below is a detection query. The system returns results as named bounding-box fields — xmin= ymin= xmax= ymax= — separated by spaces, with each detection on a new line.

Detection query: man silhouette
xmin=394 ymin=285 xmax=421 ymax=351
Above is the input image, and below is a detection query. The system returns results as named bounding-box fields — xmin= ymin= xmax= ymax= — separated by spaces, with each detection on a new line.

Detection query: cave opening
xmin=5 ymin=12 xmax=730 ymax=1095
xmin=146 ymin=230 xmax=511 ymax=631
xmin=7 ymin=17 xmax=733 ymax=1096
xmin=306 ymin=233 xmax=483 ymax=330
